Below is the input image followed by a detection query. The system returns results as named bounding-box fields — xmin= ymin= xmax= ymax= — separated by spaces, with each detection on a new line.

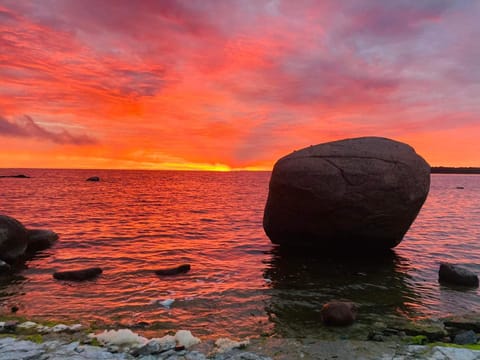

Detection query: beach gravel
xmin=1 ymin=336 xmax=480 ymax=360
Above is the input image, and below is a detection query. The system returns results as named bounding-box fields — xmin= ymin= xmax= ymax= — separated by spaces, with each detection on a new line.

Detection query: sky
xmin=0 ymin=0 xmax=479 ymax=170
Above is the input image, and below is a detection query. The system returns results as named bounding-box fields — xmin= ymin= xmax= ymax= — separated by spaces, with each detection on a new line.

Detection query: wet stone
xmin=454 ymin=330 xmax=478 ymax=345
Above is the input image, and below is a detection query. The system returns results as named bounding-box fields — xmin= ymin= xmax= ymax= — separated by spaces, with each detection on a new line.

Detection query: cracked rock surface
xmin=263 ymin=137 xmax=430 ymax=251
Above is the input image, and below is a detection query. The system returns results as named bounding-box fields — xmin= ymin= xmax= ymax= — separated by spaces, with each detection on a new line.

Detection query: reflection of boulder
xmin=263 ymin=137 xmax=430 ymax=252
xmin=263 ymin=247 xmax=417 ymax=338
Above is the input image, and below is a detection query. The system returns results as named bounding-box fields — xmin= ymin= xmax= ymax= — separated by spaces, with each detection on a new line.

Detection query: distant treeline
xmin=431 ymin=167 xmax=480 ymax=174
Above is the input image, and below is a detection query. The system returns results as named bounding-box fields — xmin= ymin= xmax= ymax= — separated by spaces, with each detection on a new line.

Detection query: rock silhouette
xmin=53 ymin=267 xmax=103 ymax=281
xmin=263 ymin=137 xmax=430 ymax=252
xmin=154 ymin=264 xmax=191 ymax=276
xmin=439 ymin=263 xmax=479 ymax=287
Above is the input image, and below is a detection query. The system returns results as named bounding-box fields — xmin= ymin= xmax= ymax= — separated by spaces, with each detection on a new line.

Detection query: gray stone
xmin=263 ymin=137 xmax=430 ymax=251
xmin=131 ymin=338 xmax=175 ymax=356
xmin=439 ymin=263 xmax=479 ymax=287
xmin=185 ymin=351 xmax=207 ymax=360
xmin=454 ymin=330 xmax=478 ymax=345
xmin=0 ymin=215 xmax=28 ymax=261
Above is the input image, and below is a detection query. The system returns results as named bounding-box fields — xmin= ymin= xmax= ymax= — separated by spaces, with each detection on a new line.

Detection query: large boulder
xmin=263 ymin=137 xmax=430 ymax=251
xmin=0 ymin=215 xmax=28 ymax=262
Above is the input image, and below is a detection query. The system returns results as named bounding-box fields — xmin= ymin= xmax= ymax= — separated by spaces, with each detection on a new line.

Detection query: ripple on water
xmin=0 ymin=171 xmax=479 ymax=339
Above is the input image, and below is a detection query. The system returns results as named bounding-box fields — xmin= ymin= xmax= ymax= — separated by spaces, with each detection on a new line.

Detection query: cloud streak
xmin=0 ymin=115 xmax=97 ymax=145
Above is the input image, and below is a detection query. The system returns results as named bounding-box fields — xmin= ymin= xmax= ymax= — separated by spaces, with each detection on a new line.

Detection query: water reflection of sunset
xmin=1 ymin=171 xmax=479 ymax=339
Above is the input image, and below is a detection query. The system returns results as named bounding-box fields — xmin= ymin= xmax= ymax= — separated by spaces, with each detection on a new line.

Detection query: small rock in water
xmin=53 ymin=267 xmax=103 ymax=281
xmin=438 ymin=262 xmax=479 ymax=287
xmin=320 ymin=301 xmax=358 ymax=326
xmin=454 ymin=330 xmax=478 ymax=345
xmin=86 ymin=176 xmax=100 ymax=181
xmin=154 ymin=264 xmax=191 ymax=276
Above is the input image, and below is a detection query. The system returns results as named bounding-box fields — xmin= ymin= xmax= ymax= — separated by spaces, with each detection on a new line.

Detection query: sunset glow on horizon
xmin=1 ymin=0 xmax=480 ymax=171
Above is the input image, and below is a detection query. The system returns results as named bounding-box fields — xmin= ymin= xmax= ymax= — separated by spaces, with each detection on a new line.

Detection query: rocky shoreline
xmin=0 ymin=316 xmax=479 ymax=360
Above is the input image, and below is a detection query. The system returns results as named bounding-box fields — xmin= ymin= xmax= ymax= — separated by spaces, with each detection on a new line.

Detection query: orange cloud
xmin=0 ymin=1 xmax=479 ymax=170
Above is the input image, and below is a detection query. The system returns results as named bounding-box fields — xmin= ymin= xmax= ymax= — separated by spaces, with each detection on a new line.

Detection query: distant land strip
xmin=431 ymin=167 xmax=480 ymax=174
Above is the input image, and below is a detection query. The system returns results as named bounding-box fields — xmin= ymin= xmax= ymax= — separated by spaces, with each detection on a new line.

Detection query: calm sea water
xmin=0 ymin=169 xmax=479 ymax=339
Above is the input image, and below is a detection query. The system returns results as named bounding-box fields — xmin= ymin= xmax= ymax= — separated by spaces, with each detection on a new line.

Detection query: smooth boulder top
xmin=263 ymin=137 xmax=431 ymax=251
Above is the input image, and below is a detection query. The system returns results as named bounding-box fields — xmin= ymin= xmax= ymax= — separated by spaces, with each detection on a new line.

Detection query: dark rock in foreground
xmin=154 ymin=264 xmax=191 ymax=276
xmin=0 ymin=174 xmax=30 ymax=178
xmin=439 ymin=263 xmax=479 ymax=287
xmin=26 ymin=229 xmax=59 ymax=253
xmin=53 ymin=267 xmax=103 ymax=281
xmin=0 ymin=260 xmax=11 ymax=272
xmin=320 ymin=301 xmax=357 ymax=326
xmin=0 ymin=215 xmax=28 ymax=262
xmin=263 ymin=137 xmax=430 ymax=252
xmin=86 ymin=176 xmax=100 ymax=182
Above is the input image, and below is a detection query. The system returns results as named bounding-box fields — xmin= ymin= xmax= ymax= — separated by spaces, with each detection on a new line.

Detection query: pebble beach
xmin=1 ymin=318 xmax=480 ymax=360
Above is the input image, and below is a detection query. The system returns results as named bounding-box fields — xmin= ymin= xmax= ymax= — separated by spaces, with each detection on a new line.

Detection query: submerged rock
xmin=53 ymin=267 xmax=103 ymax=281
xmin=154 ymin=264 xmax=191 ymax=276
xmin=0 ymin=174 xmax=30 ymax=178
xmin=0 ymin=214 xmax=28 ymax=262
xmin=26 ymin=229 xmax=59 ymax=252
xmin=438 ymin=263 xmax=479 ymax=287
xmin=86 ymin=176 xmax=100 ymax=182
xmin=320 ymin=301 xmax=358 ymax=326
xmin=263 ymin=137 xmax=430 ymax=252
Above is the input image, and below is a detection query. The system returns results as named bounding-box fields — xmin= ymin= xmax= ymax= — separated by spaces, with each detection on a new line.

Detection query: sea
xmin=0 ymin=169 xmax=479 ymax=339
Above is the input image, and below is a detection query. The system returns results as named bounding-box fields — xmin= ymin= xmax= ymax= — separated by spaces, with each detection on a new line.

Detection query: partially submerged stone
xmin=439 ymin=263 xmax=479 ymax=287
xmin=154 ymin=264 xmax=191 ymax=276
xmin=320 ymin=301 xmax=358 ymax=326
xmin=263 ymin=137 xmax=430 ymax=252
xmin=53 ymin=267 xmax=103 ymax=281
xmin=86 ymin=176 xmax=100 ymax=182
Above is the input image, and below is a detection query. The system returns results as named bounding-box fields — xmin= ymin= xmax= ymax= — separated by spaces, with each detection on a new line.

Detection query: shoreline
xmin=0 ymin=315 xmax=479 ymax=359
